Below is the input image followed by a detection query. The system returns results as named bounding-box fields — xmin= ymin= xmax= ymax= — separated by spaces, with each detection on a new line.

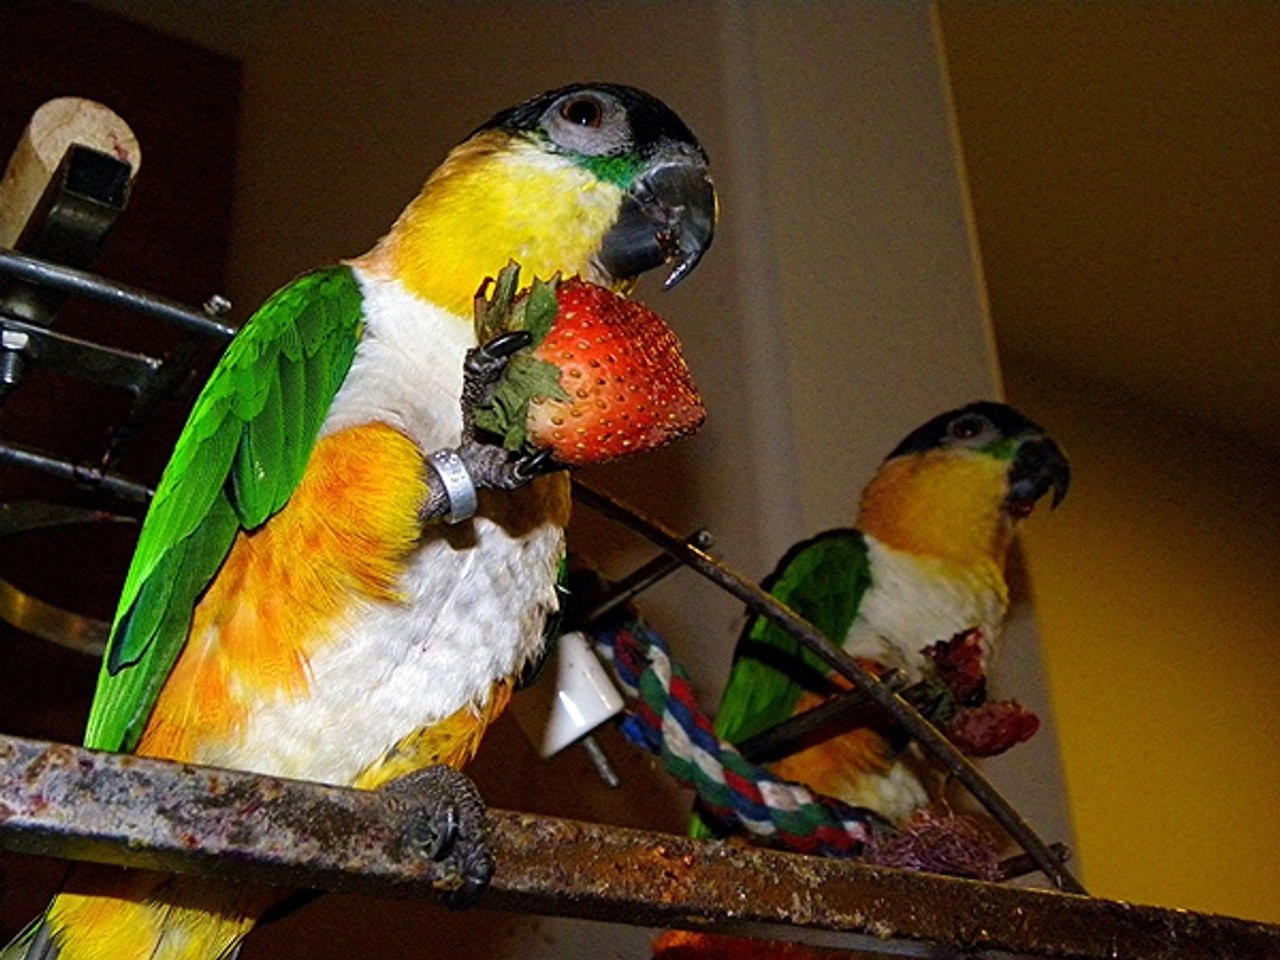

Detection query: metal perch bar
xmin=0 ymin=440 xmax=154 ymax=506
xmin=1 ymin=733 xmax=1277 ymax=959
xmin=0 ymin=248 xmax=235 ymax=342
xmin=0 ymin=734 xmax=478 ymax=900
xmin=571 ymin=481 xmax=1086 ymax=894
xmin=567 ymin=528 xmax=714 ymax=628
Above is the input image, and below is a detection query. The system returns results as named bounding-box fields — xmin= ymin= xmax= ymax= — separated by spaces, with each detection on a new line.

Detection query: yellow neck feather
xmin=856 ymin=451 xmax=1017 ymax=571
xmin=356 ymin=131 xmax=625 ymax=317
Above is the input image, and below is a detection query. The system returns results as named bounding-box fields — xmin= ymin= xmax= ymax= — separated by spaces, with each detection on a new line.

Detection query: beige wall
xmin=934 ymin=1 xmax=1280 ymax=925
xmin=751 ymin=5 xmax=1003 ymax=534
xmin=1001 ymin=355 xmax=1280 ymax=923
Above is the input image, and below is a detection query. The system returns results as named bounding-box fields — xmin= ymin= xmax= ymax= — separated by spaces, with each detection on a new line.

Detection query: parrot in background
xmin=656 ymin=402 xmax=1069 ymax=960
xmin=5 ymin=82 xmax=715 ymax=960
xmin=699 ymin=401 xmax=1070 ymax=829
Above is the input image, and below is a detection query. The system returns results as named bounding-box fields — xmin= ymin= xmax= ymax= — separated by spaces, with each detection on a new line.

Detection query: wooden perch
xmin=0 ymin=96 xmax=141 ymax=247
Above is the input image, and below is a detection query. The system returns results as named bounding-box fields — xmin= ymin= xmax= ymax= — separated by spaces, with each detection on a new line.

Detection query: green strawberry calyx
xmin=470 ymin=261 xmax=569 ymax=453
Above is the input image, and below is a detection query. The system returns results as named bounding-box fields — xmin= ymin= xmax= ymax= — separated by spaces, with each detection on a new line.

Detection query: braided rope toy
xmin=588 ymin=618 xmax=887 ymax=857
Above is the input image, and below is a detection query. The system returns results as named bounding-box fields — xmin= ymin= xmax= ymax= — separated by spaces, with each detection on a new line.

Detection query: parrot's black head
xmin=478 ymin=82 xmax=716 ymax=290
xmin=887 ymin=401 xmax=1071 ymax=515
xmin=480 ymin=82 xmax=704 ymax=158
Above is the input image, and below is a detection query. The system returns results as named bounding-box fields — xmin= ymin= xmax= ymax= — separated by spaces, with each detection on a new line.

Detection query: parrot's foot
xmin=423 ymin=440 xmax=559 ymax=524
xmin=458 ymin=331 xmax=564 ymax=485
xmin=421 ymin=332 xmax=563 ymax=524
xmin=462 ymin=329 xmax=532 ymax=412
xmin=382 ymin=764 xmax=494 ymax=909
xmin=459 ymin=440 xmax=557 ymax=489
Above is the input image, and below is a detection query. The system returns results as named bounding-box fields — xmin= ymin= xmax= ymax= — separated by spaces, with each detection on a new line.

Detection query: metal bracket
xmin=0 ymin=248 xmax=235 ymax=474
xmin=0 ymin=501 xmax=137 ymax=657
xmin=0 ymin=218 xmax=232 ymax=651
xmin=0 ymin=248 xmax=234 ymax=343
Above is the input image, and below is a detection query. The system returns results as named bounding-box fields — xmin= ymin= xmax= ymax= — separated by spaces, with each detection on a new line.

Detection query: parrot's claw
xmin=502 ymin=445 xmax=560 ymax=486
xmin=458 ymin=330 xmax=546 ymax=484
xmin=475 ymin=329 xmax=534 ymax=363
xmin=423 ymin=440 xmax=562 ymax=524
xmin=458 ymin=439 xmax=559 ymax=490
xmin=422 ymin=330 xmax=562 ymax=524
xmin=461 ymin=330 xmax=534 ymax=417
xmin=383 ymin=764 xmax=494 ymax=910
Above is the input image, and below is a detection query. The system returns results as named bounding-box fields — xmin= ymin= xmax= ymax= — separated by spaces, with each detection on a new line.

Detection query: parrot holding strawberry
xmin=655 ymin=402 xmax=1069 ymax=960
xmin=4 ymin=82 xmax=714 ymax=960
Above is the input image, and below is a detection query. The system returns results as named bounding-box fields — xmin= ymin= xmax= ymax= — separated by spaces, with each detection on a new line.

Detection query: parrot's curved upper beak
xmin=597 ymin=142 xmax=716 ymax=290
xmin=1006 ymin=435 xmax=1071 ymax=517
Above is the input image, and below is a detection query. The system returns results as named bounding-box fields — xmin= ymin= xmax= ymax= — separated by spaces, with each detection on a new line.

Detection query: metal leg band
xmin=428 ymin=449 xmax=478 ymax=524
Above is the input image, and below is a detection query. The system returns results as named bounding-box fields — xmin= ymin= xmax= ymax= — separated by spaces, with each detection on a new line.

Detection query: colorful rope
xmin=589 ymin=618 xmax=887 ymax=857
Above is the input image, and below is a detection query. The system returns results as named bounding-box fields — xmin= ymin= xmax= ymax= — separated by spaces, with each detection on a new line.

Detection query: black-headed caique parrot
xmin=702 ymin=401 xmax=1069 ymax=829
xmin=656 ymin=402 xmax=1068 ymax=960
xmin=5 ymin=82 xmax=715 ymax=960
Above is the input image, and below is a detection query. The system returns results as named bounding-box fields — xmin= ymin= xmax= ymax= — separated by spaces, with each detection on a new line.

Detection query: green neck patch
xmin=982 ymin=437 xmax=1021 ymax=461
xmin=574 ymin=151 xmax=645 ymax=189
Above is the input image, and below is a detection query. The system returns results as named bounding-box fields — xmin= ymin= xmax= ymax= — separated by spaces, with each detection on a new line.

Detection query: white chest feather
xmin=201 ymin=271 xmax=567 ymax=784
xmin=843 ymin=535 xmax=1007 ymax=681
xmin=319 ymin=268 xmax=473 ymax=450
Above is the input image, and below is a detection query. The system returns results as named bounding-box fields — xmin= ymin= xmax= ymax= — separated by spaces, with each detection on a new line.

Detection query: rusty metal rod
xmin=569 ymin=528 xmax=713 ymax=629
xmin=0 ymin=248 xmax=235 ymax=341
xmin=735 ymin=673 xmax=905 ymax=763
xmin=488 ymin=812 xmax=1280 ymax=960
xmin=571 ymin=480 xmax=1086 ymax=894
xmin=0 ymin=440 xmax=154 ymax=505
xmin=0 ymin=734 xmax=484 ymax=902
xmin=2 ymin=734 xmax=1277 ymax=959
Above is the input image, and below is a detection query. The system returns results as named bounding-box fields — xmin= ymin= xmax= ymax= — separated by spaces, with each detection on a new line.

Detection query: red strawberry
xmin=472 ymin=267 xmax=705 ymax=466
xmin=524 ymin=279 xmax=704 ymax=464
xmin=946 ymin=700 xmax=1040 ymax=757
xmin=923 ymin=628 xmax=988 ymax=705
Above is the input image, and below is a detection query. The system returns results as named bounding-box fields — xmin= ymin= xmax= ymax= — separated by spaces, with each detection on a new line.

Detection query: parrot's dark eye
xmin=950 ymin=415 xmax=987 ymax=440
xmin=544 ymin=89 xmax=629 ymax=156
xmin=561 ymin=96 xmax=604 ymax=128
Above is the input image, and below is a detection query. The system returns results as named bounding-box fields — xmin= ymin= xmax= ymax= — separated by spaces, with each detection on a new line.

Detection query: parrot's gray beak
xmin=597 ymin=142 xmax=716 ymax=290
xmin=1006 ymin=436 xmax=1071 ymax=516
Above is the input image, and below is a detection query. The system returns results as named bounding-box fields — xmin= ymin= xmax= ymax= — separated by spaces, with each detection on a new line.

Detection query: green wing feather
xmin=84 ymin=266 xmax=365 ymax=753
xmin=691 ymin=529 xmax=872 ymax=837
